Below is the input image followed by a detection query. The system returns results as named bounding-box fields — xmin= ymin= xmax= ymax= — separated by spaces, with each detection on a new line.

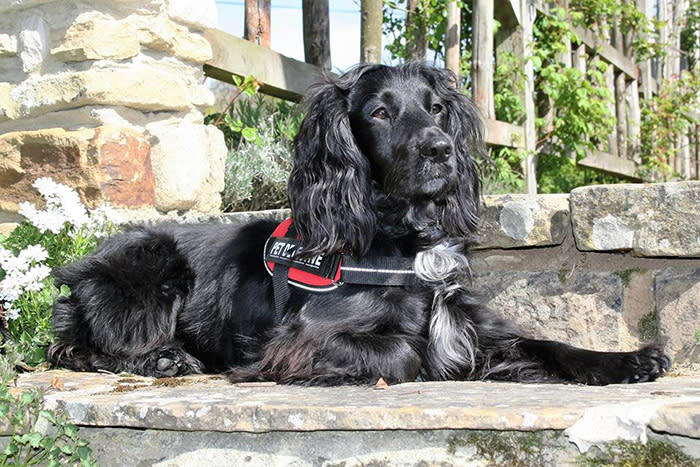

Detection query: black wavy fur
xmin=48 ymin=63 xmax=670 ymax=385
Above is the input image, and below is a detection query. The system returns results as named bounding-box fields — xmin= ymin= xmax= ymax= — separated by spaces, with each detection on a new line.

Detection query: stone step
xmin=5 ymin=370 xmax=700 ymax=466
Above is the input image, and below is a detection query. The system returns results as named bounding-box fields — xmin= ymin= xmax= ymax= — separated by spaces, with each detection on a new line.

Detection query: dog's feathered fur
xmin=48 ymin=63 xmax=670 ymax=385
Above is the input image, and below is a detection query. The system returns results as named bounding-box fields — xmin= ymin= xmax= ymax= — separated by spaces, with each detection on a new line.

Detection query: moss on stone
xmin=447 ymin=430 xmax=562 ymax=466
xmin=577 ymin=439 xmax=698 ymax=467
xmin=639 ymin=311 xmax=661 ymax=341
xmin=614 ymin=269 xmax=639 ymax=287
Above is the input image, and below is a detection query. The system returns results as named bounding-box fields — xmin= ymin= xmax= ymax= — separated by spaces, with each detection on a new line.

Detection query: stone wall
xmin=0 ymin=0 xmax=226 ymax=223
xmin=471 ymin=182 xmax=700 ymax=364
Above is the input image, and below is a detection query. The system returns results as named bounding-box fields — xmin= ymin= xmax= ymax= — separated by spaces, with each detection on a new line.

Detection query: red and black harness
xmin=264 ymin=218 xmax=415 ymax=321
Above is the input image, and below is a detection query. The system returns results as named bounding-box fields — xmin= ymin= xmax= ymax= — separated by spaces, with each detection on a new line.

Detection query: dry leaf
xmin=373 ymin=377 xmax=389 ymax=390
xmin=50 ymin=375 xmax=64 ymax=391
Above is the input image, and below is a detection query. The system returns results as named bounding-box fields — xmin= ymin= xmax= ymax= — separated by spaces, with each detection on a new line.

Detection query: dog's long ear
xmin=427 ymin=67 xmax=484 ymax=239
xmin=289 ymin=68 xmax=377 ymax=257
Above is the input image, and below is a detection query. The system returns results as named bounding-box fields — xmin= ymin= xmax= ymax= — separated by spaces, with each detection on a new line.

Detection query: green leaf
xmin=240 ymin=127 xmax=258 ymax=142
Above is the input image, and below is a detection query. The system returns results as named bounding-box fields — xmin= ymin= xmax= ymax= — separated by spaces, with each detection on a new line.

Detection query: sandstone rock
xmin=474 ymin=271 xmax=628 ymax=351
xmin=9 ymin=67 xmax=193 ymax=118
xmin=0 ymin=126 xmax=155 ymax=209
xmin=0 ymin=83 xmax=15 ymax=119
xmin=0 ymin=33 xmax=18 ymax=56
xmin=134 ymin=16 xmax=213 ymax=63
xmin=18 ymin=14 xmax=49 ymax=73
xmin=571 ymin=182 xmax=700 ymax=257
xmin=90 ymin=126 xmax=155 ymax=207
xmin=147 ymin=121 xmax=225 ymax=212
xmin=51 ymin=18 xmax=140 ymax=62
xmin=655 ymin=268 xmax=700 ymax=362
xmin=167 ymin=0 xmax=218 ymax=30
xmin=476 ymin=194 xmax=570 ymax=249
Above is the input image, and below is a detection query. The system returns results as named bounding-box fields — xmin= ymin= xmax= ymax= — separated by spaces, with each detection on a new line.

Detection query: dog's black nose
xmin=421 ymin=136 xmax=453 ymax=162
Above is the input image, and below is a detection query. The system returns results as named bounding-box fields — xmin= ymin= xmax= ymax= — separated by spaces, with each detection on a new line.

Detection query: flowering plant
xmin=0 ymin=178 xmax=119 ymax=367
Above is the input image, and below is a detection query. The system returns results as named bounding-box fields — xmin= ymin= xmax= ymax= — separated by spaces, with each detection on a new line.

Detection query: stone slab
xmin=655 ymin=268 xmax=700 ymax=361
xmin=474 ymin=271 xmax=630 ymax=352
xmin=10 ymin=370 xmax=700 ymax=439
xmin=475 ymin=194 xmax=570 ymax=249
xmin=570 ymin=182 xmax=700 ymax=257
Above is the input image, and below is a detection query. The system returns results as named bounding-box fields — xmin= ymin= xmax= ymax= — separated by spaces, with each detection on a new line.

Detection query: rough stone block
xmin=0 ymin=83 xmax=14 ymax=120
xmin=0 ymin=33 xmax=18 ymax=56
xmin=51 ymin=18 xmax=140 ymax=62
xmin=571 ymin=182 xmax=700 ymax=257
xmin=18 ymin=14 xmax=49 ymax=72
xmin=474 ymin=271 xmax=629 ymax=351
xmin=8 ymin=67 xmax=194 ymax=118
xmin=476 ymin=194 xmax=570 ymax=249
xmin=655 ymin=268 xmax=700 ymax=362
xmin=0 ymin=126 xmax=154 ymax=209
xmin=133 ymin=16 xmax=213 ymax=63
xmin=90 ymin=126 xmax=156 ymax=207
xmin=147 ymin=121 xmax=226 ymax=212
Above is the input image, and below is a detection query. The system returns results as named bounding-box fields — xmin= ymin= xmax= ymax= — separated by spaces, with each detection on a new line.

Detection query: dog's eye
xmin=371 ymin=108 xmax=390 ymax=120
xmin=430 ymin=103 xmax=443 ymax=115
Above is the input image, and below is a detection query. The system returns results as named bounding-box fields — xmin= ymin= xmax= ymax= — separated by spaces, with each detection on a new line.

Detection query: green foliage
xmin=383 ymin=1 xmax=471 ymax=84
xmin=639 ymin=71 xmax=700 ymax=181
xmin=568 ymin=0 xmax=666 ymax=61
xmin=577 ymin=439 xmax=698 ymax=467
xmin=0 ymin=369 xmax=96 ymax=466
xmin=207 ymin=84 xmax=302 ymax=211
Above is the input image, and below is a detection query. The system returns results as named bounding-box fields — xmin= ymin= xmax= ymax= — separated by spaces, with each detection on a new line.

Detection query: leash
xmin=263 ymin=218 xmax=415 ymax=322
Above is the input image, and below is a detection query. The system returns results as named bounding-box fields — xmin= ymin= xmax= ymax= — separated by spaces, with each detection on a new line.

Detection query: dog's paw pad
xmin=156 ymin=357 xmax=179 ymax=377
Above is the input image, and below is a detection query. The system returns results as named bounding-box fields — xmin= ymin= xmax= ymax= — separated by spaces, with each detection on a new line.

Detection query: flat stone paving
xmin=9 ymin=370 xmax=700 ymax=438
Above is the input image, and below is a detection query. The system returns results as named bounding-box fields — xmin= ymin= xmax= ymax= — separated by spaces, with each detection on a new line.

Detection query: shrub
xmin=208 ymin=93 xmax=302 ymax=211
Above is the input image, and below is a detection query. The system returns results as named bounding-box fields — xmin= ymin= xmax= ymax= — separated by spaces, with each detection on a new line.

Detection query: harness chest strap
xmin=264 ymin=218 xmax=415 ymax=320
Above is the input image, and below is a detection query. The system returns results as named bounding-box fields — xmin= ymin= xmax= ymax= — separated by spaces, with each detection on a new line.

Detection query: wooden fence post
xmin=472 ymin=0 xmax=495 ymax=119
xmin=302 ymin=0 xmax=331 ymax=70
xmin=445 ymin=1 xmax=461 ymax=78
xmin=361 ymin=0 xmax=383 ymax=63
xmin=521 ymin=0 xmax=537 ymax=194
xmin=244 ymin=0 xmax=271 ymax=48
xmin=406 ymin=0 xmax=427 ymax=61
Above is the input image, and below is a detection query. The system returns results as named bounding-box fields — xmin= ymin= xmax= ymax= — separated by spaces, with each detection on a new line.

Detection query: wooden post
xmin=445 ymin=1 xmax=461 ymax=78
xmin=613 ymin=21 xmax=627 ymax=158
xmin=521 ymin=0 xmax=537 ymax=194
xmin=302 ymin=0 xmax=331 ymax=70
xmin=626 ymin=79 xmax=641 ymax=161
xmin=472 ymin=0 xmax=495 ymax=119
xmin=406 ymin=0 xmax=427 ymax=61
xmin=244 ymin=0 xmax=271 ymax=48
xmin=361 ymin=0 xmax=383 ymax=63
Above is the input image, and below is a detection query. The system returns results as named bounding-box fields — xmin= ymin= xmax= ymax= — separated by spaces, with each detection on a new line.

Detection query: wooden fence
xmin=204 ymin=0 xmax=698 ymax=193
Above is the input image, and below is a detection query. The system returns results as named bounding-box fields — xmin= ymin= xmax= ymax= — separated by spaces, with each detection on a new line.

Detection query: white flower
xmin=19 ymin=178 xmax=90 ymax=233
xmin=0 ymin=244 xmax=51 ymax=320
xmin=18 ymin=244 xmax=49 ymax=264
xmin=3 ymin=304 xmax=19 ymax=321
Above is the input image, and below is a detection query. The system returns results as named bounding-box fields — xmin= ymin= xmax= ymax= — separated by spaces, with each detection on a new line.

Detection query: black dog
xmin=48 ymin=63 xmax=669 ymax=385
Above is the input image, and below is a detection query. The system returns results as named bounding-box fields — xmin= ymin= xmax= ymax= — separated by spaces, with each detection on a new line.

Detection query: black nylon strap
xmin=341 ymin=256 xmax=415 ymax=286
xmin=272 ymin=263 xmax=290 ymax=323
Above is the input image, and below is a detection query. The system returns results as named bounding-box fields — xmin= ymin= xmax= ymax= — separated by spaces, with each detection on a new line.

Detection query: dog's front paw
xmin=148 ymin=348 xmax=204 ymax=377
xmin=608 ymin=345 xmax=671 ymax=384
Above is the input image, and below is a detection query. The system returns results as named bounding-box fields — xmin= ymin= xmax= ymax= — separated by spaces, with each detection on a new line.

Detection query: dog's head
xmin=289 ymin=63 xmax=484 ymax=257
